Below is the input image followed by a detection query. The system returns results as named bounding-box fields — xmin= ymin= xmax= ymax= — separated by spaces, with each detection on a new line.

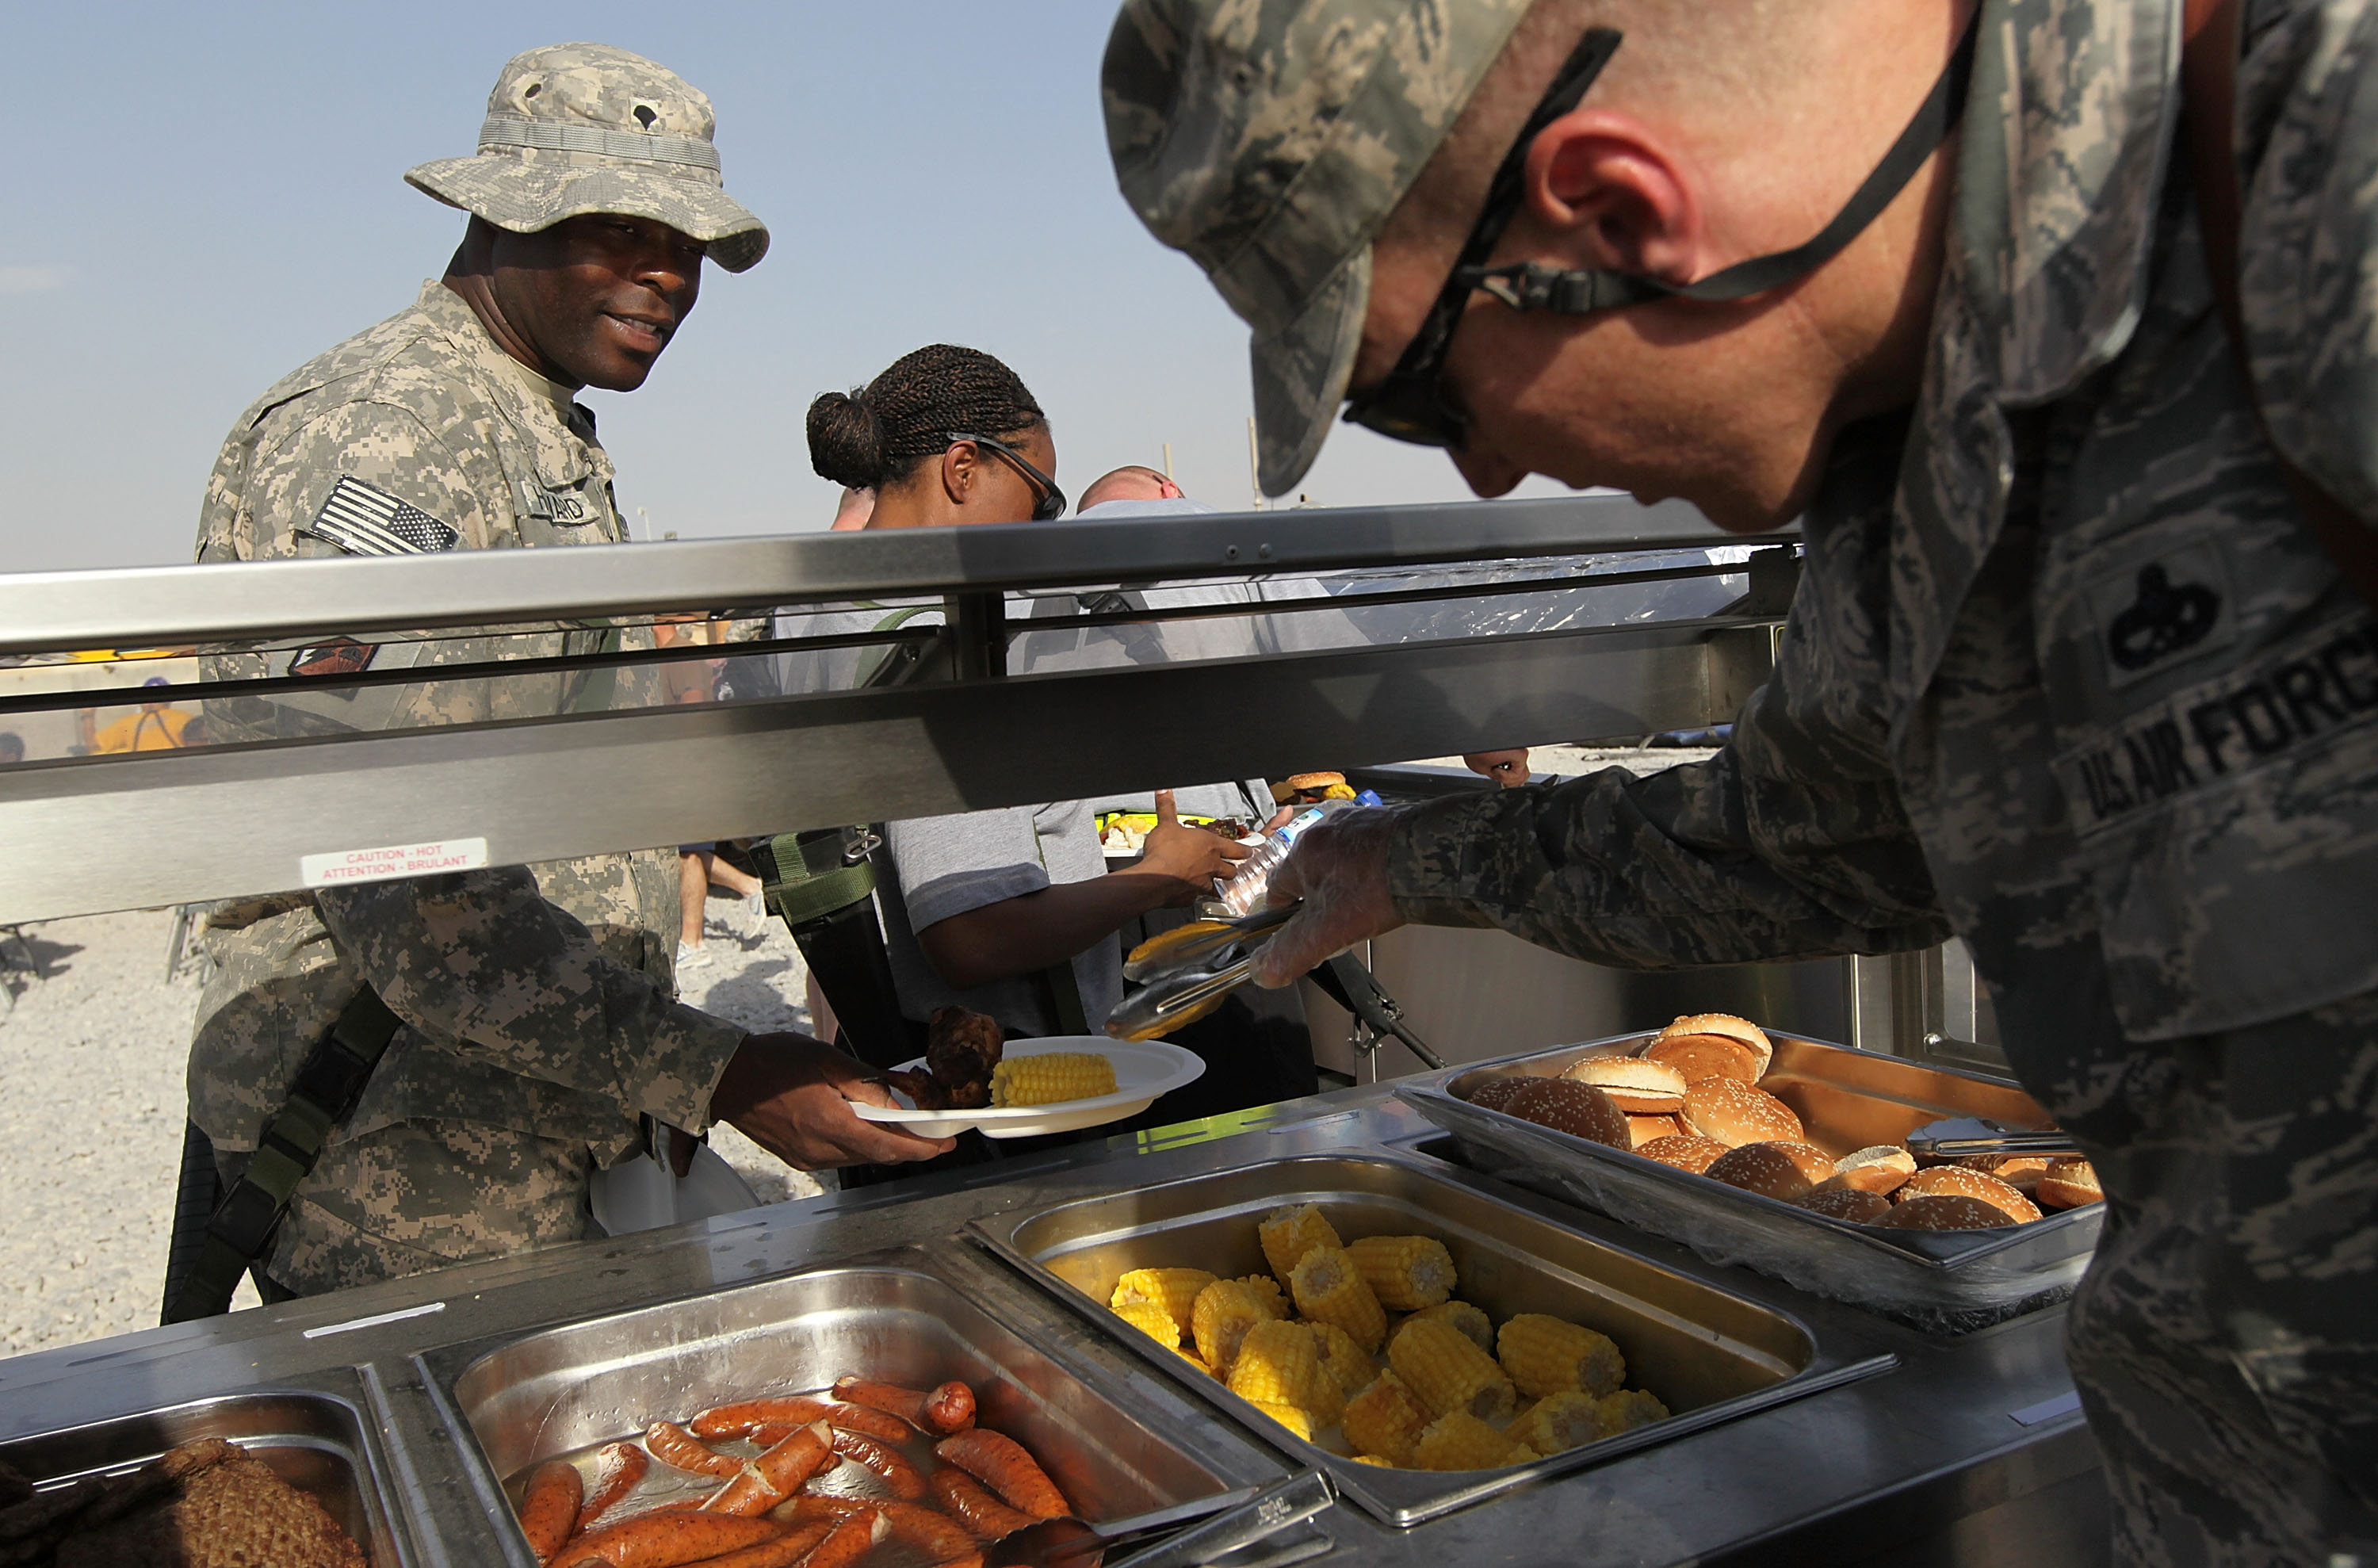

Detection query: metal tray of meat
xmin=419 ymin=1248 xmax=1266 ymax=1566
xmin=0 ymin=1371 xmax=411 ymax=1566
xmin=969 ymin=1153 xmax=1895 ymax=1528
xmin=1399 ymin=1032 xmax=2102 ymax=1333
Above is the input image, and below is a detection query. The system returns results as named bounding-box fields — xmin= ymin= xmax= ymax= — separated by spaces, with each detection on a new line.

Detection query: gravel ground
xmin=0 ymin=889 xmax=824 ymax=1356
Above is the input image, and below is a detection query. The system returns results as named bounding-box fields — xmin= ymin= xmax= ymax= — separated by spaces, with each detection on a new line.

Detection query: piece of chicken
xmin=926 ymin=1007 xmax=1004 ymax=1109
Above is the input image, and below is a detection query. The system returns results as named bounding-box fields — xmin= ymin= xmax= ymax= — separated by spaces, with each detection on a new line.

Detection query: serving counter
xmin=0 ymin=1087 xmax=2103 ymax=1567
xmin=0 ymin=495 xmax=2101 ymax=1563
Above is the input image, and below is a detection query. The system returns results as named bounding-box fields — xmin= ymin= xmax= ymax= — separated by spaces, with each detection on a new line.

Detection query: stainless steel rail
xmin=0 ymin=494 xmax=1763 ymax=653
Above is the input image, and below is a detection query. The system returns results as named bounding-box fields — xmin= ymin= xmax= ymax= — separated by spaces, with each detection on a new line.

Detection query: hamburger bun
xmin=1795 ymin=1186 xmax=1892 ymax=1224
xmin=1897 ymin=1166 xmax=2043 ymax=1223
xmin=1561 ymin=1056 xmax=1688 ymax=1114
xmin=1627 ymin=1114 xmax=1684 ymax=1148
xmin=1879 ymin=1194 xmax=2018 ymax=1230
xmin=1641 ymin=1034 xmax=1764 ymax=1087
xmin=1636 ymin=1134 xmax=1731 ymax=1174
xmin=1466 ymin=1076 xmax=1538 ymax=1112
xmin=1652 ymin=1014 xmax=1774 ymax=1077
xmin=1823 ymin=1145 xmax=1917 ymax=1196
xmin=1503 ymin=1078 xmax=1631 ymax=1149
xmin=2036 ymin=1158 xmax=2103 ymax=1210
xmin=1678 ymin=1078 xmax=1803 ymax=1148
xmin=1272 ymin=772 xmax=1350 ymax=802
xmin=1957 ymin=1153 xmax=2051 ymax=1192
xmin=1703 ymin=1140 xmax=1838 ymax=1202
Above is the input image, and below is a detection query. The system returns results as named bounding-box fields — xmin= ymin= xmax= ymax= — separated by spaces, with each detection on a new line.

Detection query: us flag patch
xmin=303 ymin=476 xmax=461 ymax=556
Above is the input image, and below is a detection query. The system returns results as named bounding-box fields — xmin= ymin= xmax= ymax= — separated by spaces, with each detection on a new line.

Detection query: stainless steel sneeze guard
xmin=1400 ymin=1034 xmax=2103 ymax=1333
xmin=0 ymin=1371 xmax=415 ymax=1566
xmin=0 ymin=495 xmax=1792 ymax=924
xmin=969 ymin=1151 xmax=1898 ymax=1528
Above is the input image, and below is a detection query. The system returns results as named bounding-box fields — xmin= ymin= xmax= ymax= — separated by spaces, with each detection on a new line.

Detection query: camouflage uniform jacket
xmin=189 ymin=280 xmax=744 ymax=1165
xmin=1390 ymin=0 xmax=2378 ymax=1065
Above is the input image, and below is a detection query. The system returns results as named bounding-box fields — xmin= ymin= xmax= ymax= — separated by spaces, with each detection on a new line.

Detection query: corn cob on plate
xmin=850 ymin=1037 xmax=1203 ymax=1138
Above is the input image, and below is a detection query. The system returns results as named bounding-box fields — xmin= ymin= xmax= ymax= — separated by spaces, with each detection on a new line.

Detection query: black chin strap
xmin=1461 ymin=10 xmax=1981 ymax=316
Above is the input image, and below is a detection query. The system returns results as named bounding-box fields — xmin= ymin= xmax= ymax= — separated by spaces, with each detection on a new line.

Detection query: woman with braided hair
xmin=808 ymin=343 xmax=1066 ymax=529
xmin=780 ymin=346 xmax=1267 ymax=1181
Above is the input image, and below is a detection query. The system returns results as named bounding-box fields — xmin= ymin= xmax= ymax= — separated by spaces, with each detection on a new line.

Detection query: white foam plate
xmin=851 ymin=1037 xmax=1205 ymax=1139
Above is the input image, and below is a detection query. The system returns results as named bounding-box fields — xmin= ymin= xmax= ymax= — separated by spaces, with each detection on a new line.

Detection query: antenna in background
xmin=1245 ymin=417 xmax=1264 ymax=511
xmin=1161 ymin=442 xmax=1174 ymax=480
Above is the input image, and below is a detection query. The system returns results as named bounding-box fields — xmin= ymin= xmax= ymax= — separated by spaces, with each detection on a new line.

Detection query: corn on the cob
xmin=1306 ymin=1320 xmax=1377 ymax=1402
xmin=1341 ymin=1372 xmax=1432 ymax=1467
xmin=990 ymin=1052 xmax=1118 ymax=1107
xmin=1593 ymin=1389 xmax=1669 ymax=1435
xmin=1496 ymin=1314 xmax=1627 ymax=1398
xmin=1412 ymin=1410 xmax=1534 ymax=1471
xmin=1389 ymin=1317 xmax=1516 ymax=1421
xmin=1111 ymin=1299 xmax=1180 ymax=1348
xmin=1258 ymin=1205 xmax=1343 ymax=1286
xmin=1234 ymin=1275 xmax=1290 ymax=1319
xmin=1288 ymin=1245 xmax=1386 ymax=1353
xmin=1244 ymin=1399 xmax=1313 ymax=1442
xmin=1191 ymin=1279 xmax=1271 ymax=1377
xmin=1344 ymin=1236 xmax=1457 ymax=1310
xmin=1111 ymin=1268 xmax=1216 ymax=1335
xmin=1396 ymin=1299 xmax=1493 ymax=1354
xmin=1225 ymin=1321 xmax=1336 ymax=1424
xmin=1508 ymin=1390 xmax=1605 ymax=1455
xmin=1351 ymin=1455 xmax=1394 ymax=1467
xmin=1168 ymin=1345 xmax=1214 ymax=1377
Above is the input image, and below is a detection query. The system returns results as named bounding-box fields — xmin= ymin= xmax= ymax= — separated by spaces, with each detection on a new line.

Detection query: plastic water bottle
xmin=1209 ymin=791 xmax=1384 ymax=917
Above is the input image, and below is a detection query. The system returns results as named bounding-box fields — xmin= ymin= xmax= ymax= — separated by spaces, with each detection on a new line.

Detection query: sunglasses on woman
xmin=947 ymin=431 xmax=1067 ymax=521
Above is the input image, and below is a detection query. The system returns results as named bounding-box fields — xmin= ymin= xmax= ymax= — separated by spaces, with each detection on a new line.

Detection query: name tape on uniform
xmin=300 ymin=838 xmax=489 ymax=888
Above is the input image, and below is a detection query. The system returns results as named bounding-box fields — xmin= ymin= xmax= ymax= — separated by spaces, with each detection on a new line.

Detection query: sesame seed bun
xmin=1641 ymin=1033 xmax=1764 ymax=1086
xmin=1795 ymin=1186 xmax=1892 ymax=1224
xmin=1501 ymin=1078 xmax=1631 ymax=1149
xmin=1817 ymin=1146 xmax=1917 ymax=1197
xmin=1878 ymin=1194 xmax=2018 ymax=1230
xmin=1560 ymin=1056 xmax=1688 ymax=1114
xmin=1703 ymin=1140 xmax=1838 ymax=1203
xmin=1652 ymin=1014 xmax=1773 ymax=1075
xmin=1897 ymin=1166 xmax=2043 ymax=1223
xmin=2036 ymin=1157 xmax=2102 ymax=1210
xmin=1677 ymin=1078 xmax=1803 ymax=1148
xmin=1626 ymin=1114 xmax=1684 ymax=1148
xmin=1635 ymin=1135 xmax=1731 ymax=1174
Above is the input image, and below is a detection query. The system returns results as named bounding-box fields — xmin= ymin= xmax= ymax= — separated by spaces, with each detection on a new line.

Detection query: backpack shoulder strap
xmin=2181 ymin=0 xmax=2378 ymax=606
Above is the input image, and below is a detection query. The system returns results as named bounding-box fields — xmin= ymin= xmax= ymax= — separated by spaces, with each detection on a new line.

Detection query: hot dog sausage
xmin=575 ymin=1443 xmax=649 ymax=1534
xmin=648 ymin=1518 xmax=833 ymax=1568
xmin=929 ymin=1466 xmax=1039 ymax=1540
xmin=831 ymin=1376 xmax=977 ymax=1436
xmin=934 ymin=1429 xmax=1068 ymax=1520
xmin=786 ymin=1495 xmax=978 ymax=1559
xmin=515 ymin=1459 xmax=583 ymax=1562
xmin=690 ymin=1395 xmax=911 ymax=1446
xmin=828 ymin=1428 xmax=929 ymax=1499
xmin=702 ymin=1420 xmax=835 ymax=1516
xmin=794 ymin=1509 xmax=886 ymax=1568
xmin=644 ymin=1421 xmax=742 ymax=1480
xmin=555 ymin=1507 xmax=781 ymax=1568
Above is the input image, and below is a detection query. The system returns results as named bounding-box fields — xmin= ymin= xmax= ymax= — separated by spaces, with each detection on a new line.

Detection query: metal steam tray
xmin=1400 ymin=1032 xmax=2102 ymax=1333
xmin=970 ymin=1153 xmax=1894 ymax=1528
xmin=0 ymin=1371 xmax=411 ymax=1566
xmin=421 ymin=1250 xmax=1252 ymax=1563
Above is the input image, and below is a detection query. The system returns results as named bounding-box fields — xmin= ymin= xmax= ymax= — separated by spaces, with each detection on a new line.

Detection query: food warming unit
xmin=0 ymin=495 xmax=2105 ymax=1564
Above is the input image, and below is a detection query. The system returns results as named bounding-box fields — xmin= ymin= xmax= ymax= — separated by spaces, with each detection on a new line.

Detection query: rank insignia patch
xmin=2088 ymin=541 xmax=2235 ymax=689
xmin=303 ymin=476 xmax=461 ymax=556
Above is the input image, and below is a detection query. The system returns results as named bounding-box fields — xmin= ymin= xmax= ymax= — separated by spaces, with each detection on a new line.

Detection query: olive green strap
xmin=756 ymin=831 xmax=880 ymax=928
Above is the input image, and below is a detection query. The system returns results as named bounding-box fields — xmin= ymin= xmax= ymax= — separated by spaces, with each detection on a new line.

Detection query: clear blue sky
xmin=0 ymin=1 xmax=1575 ymax=575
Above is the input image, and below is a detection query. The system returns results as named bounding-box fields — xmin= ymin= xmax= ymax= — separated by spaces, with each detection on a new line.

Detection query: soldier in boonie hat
xmin=407 ymin=41 xmax=768 ymax=273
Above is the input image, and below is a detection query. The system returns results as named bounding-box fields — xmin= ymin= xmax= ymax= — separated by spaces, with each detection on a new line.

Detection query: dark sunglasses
xmin=948 ymin=431 xmax=1067 ymax=521
xmin=1343 ymin=13 xmax=1976 ymax=453
xmin=1340 ymin=29 xmax=1625 ymax=451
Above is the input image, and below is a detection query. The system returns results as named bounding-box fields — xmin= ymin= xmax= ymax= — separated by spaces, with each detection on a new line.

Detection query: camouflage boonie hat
xmin=407 ymin=43 xmax=769 ymax=273
xmin=1103 ymin=0 xmax=1529 ymax=495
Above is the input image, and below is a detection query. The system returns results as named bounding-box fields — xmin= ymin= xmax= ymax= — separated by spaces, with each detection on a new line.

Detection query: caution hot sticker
xmin=300 ymin=837 xmax=490 ymax=888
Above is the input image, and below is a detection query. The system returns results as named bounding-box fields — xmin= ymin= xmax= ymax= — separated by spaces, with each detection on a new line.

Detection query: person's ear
xmin=939 ymin=443 xmax=977 ymax=506
xmin=1519 ymin=109 xmax=1706 ymax=284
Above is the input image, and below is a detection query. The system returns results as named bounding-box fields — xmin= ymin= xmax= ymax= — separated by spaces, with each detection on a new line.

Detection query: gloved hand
xmin=1249 ymin=805 xmax=1409 ymax=988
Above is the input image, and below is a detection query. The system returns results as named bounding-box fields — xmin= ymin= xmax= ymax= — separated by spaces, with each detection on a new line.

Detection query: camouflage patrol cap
xmin=406 ymin=43 xmax=769 ymax=273
xmin=1104 ymin=0 xmax=1530 ymax=494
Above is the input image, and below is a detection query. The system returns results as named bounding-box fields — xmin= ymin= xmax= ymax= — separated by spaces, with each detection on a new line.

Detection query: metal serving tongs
xmin=1904 ymin=1116 xmax=2082 ymax=1161
xmin=1122 ymin=904 xmax=1301 ymax=984
xmin=986 ymin=1468 xmax=1335 ymax=1568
